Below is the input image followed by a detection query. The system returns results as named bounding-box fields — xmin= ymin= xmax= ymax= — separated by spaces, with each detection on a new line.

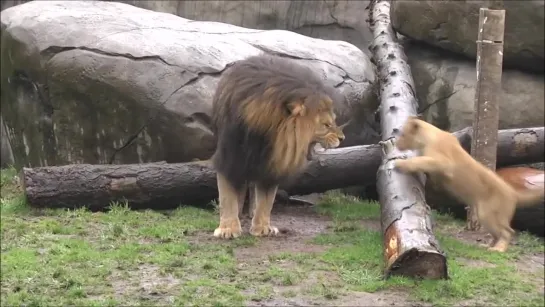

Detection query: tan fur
xmin=394 ymin=117 xmax=545 ymax=252
xmin=212 ymin=65 xmax=345 ymax=239
xmin=241 ymin=92 xmax=343 ymax=177
xmin=214 ymin=99 xmax=344 ymax=239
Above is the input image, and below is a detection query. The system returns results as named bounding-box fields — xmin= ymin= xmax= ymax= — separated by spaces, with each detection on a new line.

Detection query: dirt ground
xmin=192 ymin=204 xmax=544 ymax=306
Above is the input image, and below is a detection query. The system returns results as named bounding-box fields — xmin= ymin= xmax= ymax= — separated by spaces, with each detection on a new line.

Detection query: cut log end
xmin=384 ymin=219 xmax=447 ymax=280
xmin=387 ymin=248 xmax=448 ymax=280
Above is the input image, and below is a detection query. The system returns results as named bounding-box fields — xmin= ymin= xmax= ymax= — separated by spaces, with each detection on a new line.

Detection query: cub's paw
xmin=213 ymin=219 xmax=242 ymax=239
xmin=488 ymin=243 xmax=508 ymax=253
xmin=394 ymin=160 xmax=412 ymax=173
xmin=250 ymin=224 xmax=279 ymax=237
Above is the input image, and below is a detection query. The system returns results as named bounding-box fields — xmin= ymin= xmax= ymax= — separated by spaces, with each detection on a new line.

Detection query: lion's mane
xmin=211 ymin=54 xmax=342 ymax=191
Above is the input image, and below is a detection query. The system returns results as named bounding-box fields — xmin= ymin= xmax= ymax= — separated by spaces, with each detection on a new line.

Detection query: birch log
xmin=368 ymin=0 xmax=448 ymax=279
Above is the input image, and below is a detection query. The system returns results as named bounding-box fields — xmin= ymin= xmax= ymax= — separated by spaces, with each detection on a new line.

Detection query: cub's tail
xmin=516 ymin=187 xmax=545 ymax=208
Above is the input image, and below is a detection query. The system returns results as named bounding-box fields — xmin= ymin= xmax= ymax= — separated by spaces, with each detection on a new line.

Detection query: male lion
xmin=394 ymin=117 xmax=544 ymax=252
xmin=211 ymin=54 xmax=346 ymax=239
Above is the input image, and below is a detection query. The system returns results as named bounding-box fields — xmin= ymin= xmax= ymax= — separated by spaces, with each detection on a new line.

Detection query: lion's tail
xmin=515 ymin=187 xmax=545 ymax=208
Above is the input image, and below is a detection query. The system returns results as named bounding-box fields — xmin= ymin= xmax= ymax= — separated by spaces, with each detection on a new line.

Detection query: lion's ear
xmin=287 ymin=101 xmax=307 ymax=117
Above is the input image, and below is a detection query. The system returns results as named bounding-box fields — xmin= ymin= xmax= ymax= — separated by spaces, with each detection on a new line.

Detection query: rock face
xmin=0 ymin=1 xmax=377 ymax=168
xmin=391 ymin=0 xmax=545 ymax=73
xmin=1 ymin=117 xmax=14 ymax=167
xmin=404 ymin=40 xmax=544 ymax=132
xmin=118 ymin=0 xmax=374 ymax=56
xmin=2 ymin=0 xmax=375 ymax=57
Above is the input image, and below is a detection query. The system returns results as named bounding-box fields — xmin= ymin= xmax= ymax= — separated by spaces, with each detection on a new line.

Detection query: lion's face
xmin=313 ymin=110 xmax=345 ymax=149
xmin=396 ymin=117 xmax=424 ymax=151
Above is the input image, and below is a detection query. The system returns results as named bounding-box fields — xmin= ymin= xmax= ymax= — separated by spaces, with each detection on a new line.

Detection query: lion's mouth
xmin=307 ymin=142 xmax=327 ymax=160
xmin=307 ymin=142 xmax=318 ymax=160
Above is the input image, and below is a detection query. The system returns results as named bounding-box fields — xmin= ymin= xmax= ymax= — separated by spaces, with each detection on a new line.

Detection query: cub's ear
xmin=405 ymin=116 xmax=420 ymax=131
xmin=287 ymin=101 xmax=307 ymax=116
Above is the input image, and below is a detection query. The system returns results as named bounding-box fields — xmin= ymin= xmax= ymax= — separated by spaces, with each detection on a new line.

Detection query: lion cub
xmin=394 ymin=117 xmax=544 ymax=252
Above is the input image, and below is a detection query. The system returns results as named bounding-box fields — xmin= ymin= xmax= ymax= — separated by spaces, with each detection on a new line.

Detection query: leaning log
xmin=369 ymin=0 xmax=447 ymax=280
xmin=20 ymin=126 xmax=544 ymax=211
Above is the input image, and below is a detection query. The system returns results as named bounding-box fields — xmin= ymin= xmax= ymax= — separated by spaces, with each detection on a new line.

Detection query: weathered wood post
xmin=368 ymin=0 xmax=447 ymax=279
xmin=467 ymin=8 xmax=506 ymax=230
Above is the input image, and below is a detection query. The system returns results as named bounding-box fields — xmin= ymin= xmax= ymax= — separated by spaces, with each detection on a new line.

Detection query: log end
xmin=386 ymin=248 xmax=448 ymax=280
xmin=384 ymin=216 xmax=448 ymax=280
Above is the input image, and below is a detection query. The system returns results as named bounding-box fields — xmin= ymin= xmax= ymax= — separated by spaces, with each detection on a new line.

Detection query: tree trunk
xmin=468 ymin=8 xmax=506 ymax=231
xmin=20 ymin=126 xmax=543 ymax=212
xmin=369 ymin=0 xmax=447 ymax=280
xmin=426 ymin=166 xmax=544 ymax=238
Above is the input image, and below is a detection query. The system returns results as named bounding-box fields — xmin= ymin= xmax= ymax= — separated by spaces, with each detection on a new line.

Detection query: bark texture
xmin=20 ymin=126 xmax=543 ymax=212
xmin=468 ymin=8 xmax=506 ymax=230
xmin=369 ymin=0 xmax=447 ymax=280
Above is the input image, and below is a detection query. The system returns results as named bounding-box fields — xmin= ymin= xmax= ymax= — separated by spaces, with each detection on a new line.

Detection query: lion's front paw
xmin=250 ymin=224 xmax=279 ymax=237
xmin=213 ymin=219 xmax=242 ymax=239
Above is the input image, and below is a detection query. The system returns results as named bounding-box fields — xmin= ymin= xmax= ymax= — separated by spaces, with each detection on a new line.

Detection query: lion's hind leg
xmin=214 ymin=173 xmax=243 ymax=239
xmin=250 ymin=183 xmax=280 ymax=237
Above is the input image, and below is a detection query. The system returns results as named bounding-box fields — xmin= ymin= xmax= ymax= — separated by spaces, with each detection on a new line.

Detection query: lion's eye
xmin=324 ymin=123 xmax=332 ymax=128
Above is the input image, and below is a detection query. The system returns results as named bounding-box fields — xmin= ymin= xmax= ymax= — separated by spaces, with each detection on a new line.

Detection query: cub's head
xmin=396 ymin=116 xmax=429 ymax=151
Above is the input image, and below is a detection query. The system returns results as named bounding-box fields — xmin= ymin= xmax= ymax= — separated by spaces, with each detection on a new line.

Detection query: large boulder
xmin=2 ymin=0 xmax=375 ymax=57
xmin=119 ymin=0 xmax=375 ymax=56
xmin=391 ymin=0 xmax=545 ymax=74
xmin=403 ymin=40 xmax=544 ymax=132
xmin=0 ymin=1 xmax=377 ymax=168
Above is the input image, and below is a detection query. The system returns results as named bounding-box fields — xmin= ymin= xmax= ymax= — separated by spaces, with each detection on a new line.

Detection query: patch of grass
xmin=316 ymin=191 xmax=381 ymax=221
xmin=308 ymin=193 xmax=545 ymax=306
xmin=1 ymin=167 xmax=543 ymax=306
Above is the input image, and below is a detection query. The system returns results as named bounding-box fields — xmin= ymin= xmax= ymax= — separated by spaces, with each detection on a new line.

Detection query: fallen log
xmin=427 ymin=166 xmax=545 ymax=238
xmin=20 ymin=126 xmax=544 ymax=211
xmin=498 ymin=167 xmax=544 ymax=237
xmin=369 ymin=0 xmax=447 ymax=280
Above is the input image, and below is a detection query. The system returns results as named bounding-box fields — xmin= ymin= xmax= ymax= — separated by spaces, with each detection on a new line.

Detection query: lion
xmin=394 ymin=116 xmax=544 ymax=252
xmin=210 ymin=54 xmax=346 ymax=239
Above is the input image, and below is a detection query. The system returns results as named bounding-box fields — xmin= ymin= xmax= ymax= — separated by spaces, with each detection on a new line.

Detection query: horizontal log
xmin=20 ymin=126 xmax=544 ymax=211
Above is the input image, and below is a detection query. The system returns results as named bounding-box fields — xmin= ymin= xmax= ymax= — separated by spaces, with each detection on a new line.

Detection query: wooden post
xmin=467 ymin=8 xmax=506 ymax=230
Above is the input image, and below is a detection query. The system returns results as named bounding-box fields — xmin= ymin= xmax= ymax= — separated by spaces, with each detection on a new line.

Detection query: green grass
xmin=1 ymin=166 xmax=543 ymax=306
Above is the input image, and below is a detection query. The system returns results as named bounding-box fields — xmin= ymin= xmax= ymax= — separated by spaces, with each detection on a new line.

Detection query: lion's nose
xmin=339 ymin=135 xmax=345 ymax=141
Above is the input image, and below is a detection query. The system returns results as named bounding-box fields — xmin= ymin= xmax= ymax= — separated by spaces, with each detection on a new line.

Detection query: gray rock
xmin=403 ymin=40 xmax=544 ymax=132
xmin=2 ymin=0 xmax=375 ymax=57
xmin=118 ymin=0 xmax=374 ymax=56
xmin=0 ymin=1 xmax=377 ymax=167
xmin=391 ymin=0 xmax=545 ymax=73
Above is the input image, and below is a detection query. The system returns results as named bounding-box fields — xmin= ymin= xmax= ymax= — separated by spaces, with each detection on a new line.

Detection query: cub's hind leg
xmin=474 ymin=202 xmax=500 ymax=248
xmin=250 ymin=183 xmax=280 ymax=237
xmin=214 ymin=173 xmax=243 ymax=239
xmin=488 ymin=205 xmax=517 ymax=253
